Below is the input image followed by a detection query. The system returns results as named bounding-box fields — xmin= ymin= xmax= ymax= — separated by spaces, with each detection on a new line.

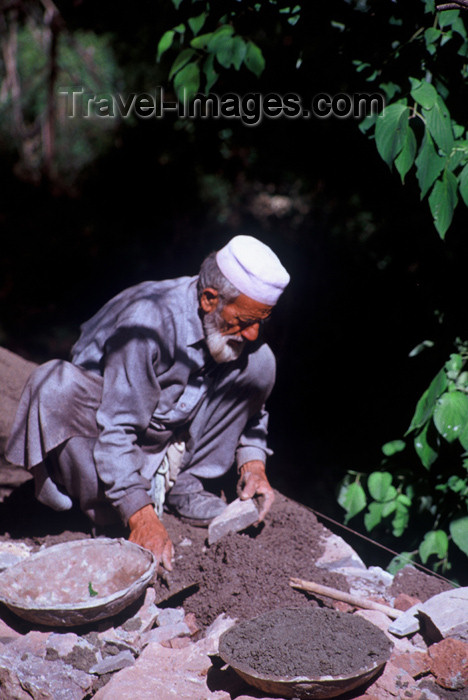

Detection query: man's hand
xmin=128 ymin=504 xmax=174 ymax=572
xmin=237 ymin=460 xmax=275 ymax=522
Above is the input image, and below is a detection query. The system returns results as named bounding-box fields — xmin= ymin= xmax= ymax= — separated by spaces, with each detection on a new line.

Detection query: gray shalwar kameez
xmin=5 ymin=276 xmax=276 ymax=525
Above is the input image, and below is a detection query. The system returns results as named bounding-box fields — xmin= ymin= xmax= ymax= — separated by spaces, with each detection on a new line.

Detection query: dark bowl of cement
xmin=0 ymin=538 xmax=156 ymax=626
xmin=218 ymin=606 xmax=393 ymax=699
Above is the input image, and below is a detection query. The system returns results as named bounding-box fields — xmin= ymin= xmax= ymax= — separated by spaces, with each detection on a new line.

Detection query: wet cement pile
xmin=219 ymin=606 xmax=393 ymax=678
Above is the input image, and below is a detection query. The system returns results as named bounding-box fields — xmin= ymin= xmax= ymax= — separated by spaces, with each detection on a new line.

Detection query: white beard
xmin=203 ymin=311 xmax=246 ymax=363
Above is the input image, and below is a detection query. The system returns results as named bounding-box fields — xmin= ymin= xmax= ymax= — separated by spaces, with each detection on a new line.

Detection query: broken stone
xmin=120 ymin=587 xmax=160 ymax=634
xmin=389 ymin=586 xmax=468 ymax=641
xmin=362 ymin=660 xmax=417 ymax=699
xmin=337 ymin=565 xmax=394 ymax=599
xmin=93 ymin=613 xmax=236 ymax=700
xmin=184 ymin=611 xmax=200 ymax=636
xmin=90 ymin=649 xmax=135 ymax=675
xmin=316 ymin=531 xmax=366 ymax=571
xmin=208 ymin=498 xmax=259 ymax=545
xmin=46 ymin=632 xmax=82 ymax=659
xmin=0 ymin=541 xmax=32 ymax=571
xmin=156 ymin=606 xmax=185 ymax=626
xmin=418 ymin=587 xmax=468 ymax=642
xmin=142 ymin=620 xmax=190 ymax=645
xmin=0 ymin=644 xmax=93 ymax=699
xmin=393 ymin=593 xmax=421 ymax=612
xmin=428 ymin=637 xmax=468 ymax=690
xmin=391 ymin=651 xmax=430 ymax=678
xmin=160 ymin=636 xmax=192 ymax=649
xmin=8 ymin=629 xmax=51 ymax=657
xmin=0 ymin=616 xmax=23 ymax=643
xmin=97 ymin=627 xmax=141 ymax=656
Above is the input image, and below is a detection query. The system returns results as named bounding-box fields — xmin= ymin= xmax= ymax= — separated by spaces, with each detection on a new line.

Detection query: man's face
xmin=201 ymin=291 xmax=273 ymax=363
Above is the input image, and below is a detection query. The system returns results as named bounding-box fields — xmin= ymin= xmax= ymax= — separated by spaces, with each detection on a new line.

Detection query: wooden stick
xmin=289 ymin=577 xmax=402 ymax=620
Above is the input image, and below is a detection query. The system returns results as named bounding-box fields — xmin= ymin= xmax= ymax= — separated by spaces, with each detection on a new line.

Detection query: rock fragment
xmin=208 ymin=498 xmax=258 ymax=545
xmin=428 ymin=637 xmax=468 ymax=690
xmin=418 ymin=587 xmax=468 ymax=642
xmin=90 ymin=649 xmax=135 ymax=675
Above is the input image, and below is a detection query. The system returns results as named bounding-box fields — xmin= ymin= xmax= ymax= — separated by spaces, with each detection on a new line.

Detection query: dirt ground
xmin=0 ymin=482 xmax=452 ymax=630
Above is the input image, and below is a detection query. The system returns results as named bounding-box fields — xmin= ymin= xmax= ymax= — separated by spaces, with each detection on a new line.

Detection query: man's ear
xmin=200 ymin=287 xmax=220 ymax=313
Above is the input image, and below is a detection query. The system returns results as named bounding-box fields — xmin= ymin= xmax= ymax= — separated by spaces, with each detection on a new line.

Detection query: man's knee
xmin=28 ymin=359 xmax=70 ymax=403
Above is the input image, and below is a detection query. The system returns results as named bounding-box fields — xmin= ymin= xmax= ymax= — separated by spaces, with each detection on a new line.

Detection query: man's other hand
xmin=237 ymin=459 xmax=275 ymax=522
xmin=128 ymin=504 xmax=174 ymax=572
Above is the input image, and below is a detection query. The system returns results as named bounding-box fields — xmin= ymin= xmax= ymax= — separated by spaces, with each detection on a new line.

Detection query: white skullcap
xmin=216 ymin=235 xmax=290 ymax=306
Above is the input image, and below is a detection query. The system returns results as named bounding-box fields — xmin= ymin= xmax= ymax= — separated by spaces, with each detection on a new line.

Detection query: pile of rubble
xmin=1 ymin=349 xmax=468 ymax=699
xmin=0 ymin=529 xmax=467 ymax=699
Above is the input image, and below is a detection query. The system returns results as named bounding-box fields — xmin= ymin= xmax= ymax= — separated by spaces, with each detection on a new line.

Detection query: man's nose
xmin=241 ymin=323 xmax=260 ymax=341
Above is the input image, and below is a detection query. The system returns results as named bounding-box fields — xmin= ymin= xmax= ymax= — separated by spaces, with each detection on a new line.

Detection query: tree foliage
xmin=339 ymin=340 xmax=468 ymax=577
xmin=157 ymin=0 xmax=468 ymax=238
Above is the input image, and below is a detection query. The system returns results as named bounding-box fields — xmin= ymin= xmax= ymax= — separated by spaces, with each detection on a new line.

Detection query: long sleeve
xmin=235 ymin=405 xmax=273 ymax=468
xmin=93 ymin=327 xmax=161 ymax=522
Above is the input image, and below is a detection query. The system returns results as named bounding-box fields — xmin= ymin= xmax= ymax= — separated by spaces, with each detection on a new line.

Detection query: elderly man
xmin=6 ymin=235 xmax=289 ymax=572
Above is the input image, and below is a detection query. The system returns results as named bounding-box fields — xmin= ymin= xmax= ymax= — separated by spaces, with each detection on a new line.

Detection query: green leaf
xmin=375 ymin=102 xmax=409 ymax=167
xmin=410 ymin=77 xmax=438 ymax=110
xmin=364 ymin=502 xmax=384 ymax=531
xmin=382 ymin=499 xmax=397 ymax=517
xmin=447 ymin=475 xmax=468 ymax=493
xmin=450 ymin=517 xmax=468 ymax=556
xmin=422 ymin=95 xmax=454 ymax=154
xmin=415 ymin=130 xmax=445 ymax=199
xmin=188 ymin=12 xmax=206 ymax=36
xmin=387 ymin=551 xmax=416 ymax=575
xmin=206 ymin=25 xmax=235 ymax=54
xmin=425 ymin=27 xmax=442 ymax=55
xmin=438 ymin=9 xmax=460 ymax=29
xmin=244 ymin=40 xmax=265 ymax=78
xmin=359 ymin=113 xmax=377 ymax=134
xmin=409 ymin=340 xmax=434 ymax=357
xmin=382 ymin=440 xmax=406 ymax=457
xmin=174 ymin=61 xmax=200 ymax=101
xmin=171 ymin=0 xmax=184 ymax=8
xmin=190 ymin=32 xmax=213 ymax=50
xmin=169 ymin=48 xmax=196 ymax=80
xmin=459 ymin=162 xmax=468 ymax=207
xmin=395 ymin=126 xmax=417 ymax=183
xmin=215 ymin=35 xmax=247 ymax=70
xmin=203 ymin=53 xmax=218 ymax=93
xmin=414 ymin=422 xmax=438 ymax=469
xmin=433 ymin=390 xmax=468 ymax=442
xmin=392 ymin=502 xmax=410 ymax=537
xmin=337 ymin=481 xmax=367 ymax=522
xmin=231 ymin=36 xmax=247 ymax=70
xmin=368 ymin=471 xmax=397 ymax=502
xmin=419 ymin=530 xmax=449 ymax=563
xmin=88 ymin=581 xmax=98 ymax=597
xmin=445 ymin=352 xmax=463 ymax=377
xmin=459 ymin=419 xmax=468 ymax=450
xmin=157 ymin=30 xmax=175 ymax=62
xmin=379 ymin=82 xmax=400 ymax=101
xmin=407 ymin=367 xmax=448 ymax=433
xmin=452 ymin=16 xmax=468 ymax=40
xmin=397 ymin=493 xmax=412 ymax=507
xmin=428 ymin=170 xmax=458 ymax=239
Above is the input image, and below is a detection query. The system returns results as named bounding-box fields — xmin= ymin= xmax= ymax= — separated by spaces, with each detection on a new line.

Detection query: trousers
xmin=7 ymin=343 xmax=276 ymax=525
